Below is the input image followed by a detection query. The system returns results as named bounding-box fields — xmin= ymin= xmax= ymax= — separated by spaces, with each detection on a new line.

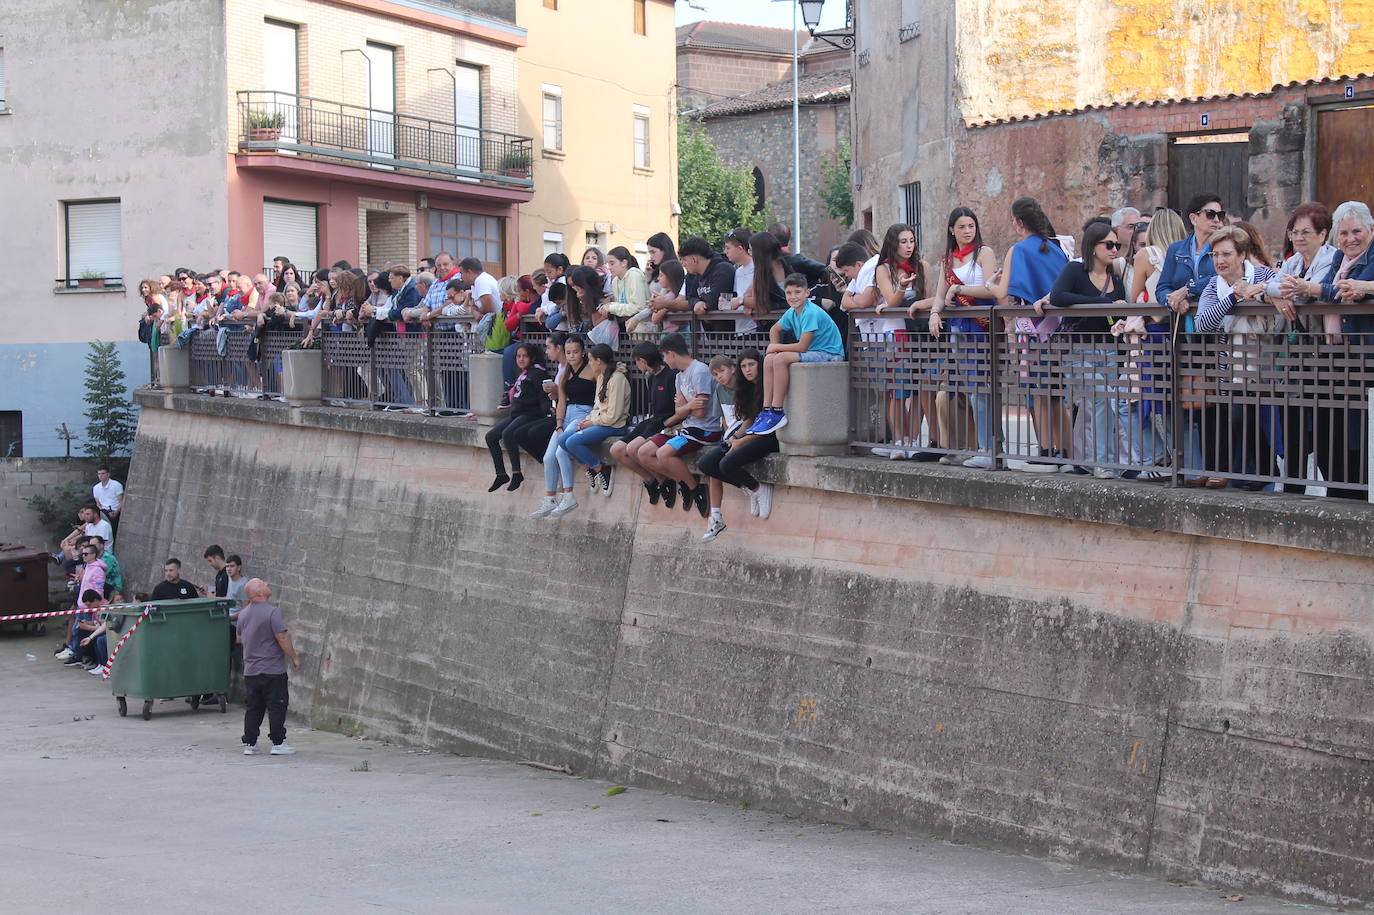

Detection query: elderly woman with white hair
xmin=1284 ymin=200 xmax=1374 ymax=498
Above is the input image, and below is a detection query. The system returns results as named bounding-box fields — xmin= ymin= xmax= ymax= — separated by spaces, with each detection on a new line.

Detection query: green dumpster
xmin=105 ymin=599 xmax=232 ymax=720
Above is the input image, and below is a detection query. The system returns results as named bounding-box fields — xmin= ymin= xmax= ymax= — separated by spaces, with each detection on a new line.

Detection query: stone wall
xmin=0 ymin=458 xmax=103 ymax=552
xmin=700 ymin=102 xmax=850 ymax=257
xmin=119 ymin=392 xmax=1374 ymax=907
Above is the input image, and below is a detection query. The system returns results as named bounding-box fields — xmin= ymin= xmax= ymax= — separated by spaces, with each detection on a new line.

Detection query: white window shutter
xmin=262 ymin=201 xmax=318 ymax=274
xmin=67 ymin=202 xmax=122 ymax=279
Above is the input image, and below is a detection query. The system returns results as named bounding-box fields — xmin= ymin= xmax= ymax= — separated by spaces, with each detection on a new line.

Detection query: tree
xmin=82 ymin=341 xmax=137 ymax=463
xmin=677 ymin=118 xmax=769 ymax=243
xmin=819 ymin=135 xmax=853 ymax=229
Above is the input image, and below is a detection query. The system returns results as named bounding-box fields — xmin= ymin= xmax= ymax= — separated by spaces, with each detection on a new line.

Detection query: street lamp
xmin=799 ymin=0 xmax=855 ymax=51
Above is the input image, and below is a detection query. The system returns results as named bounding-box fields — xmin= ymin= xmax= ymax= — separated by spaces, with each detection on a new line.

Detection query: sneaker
xmin=744 ymin=409 xmax=774 ymax=435
xmin=1069 ymin=465 xmax=1091 ymax=475
xmin=938 ymin=453 xmax=963 ymax=465
xmin=644 ymin=480 xmax=661 ymax=505
xmin=702 ymin=518 xmax=727 ymax=542
xmin=1018 ymin=460 xmax=1059 ymax=473
xmin=598 ymin=466 xmax=614 ymax=497
xmin=660 ymin=481 xmax=677 ymax=510
xmin=498 ymin=393 xmax=511 ymax=411
xmin=64 ymin=656 xmax=85 ymax=667
xmin=530 ymin=496 xmax=559 ymax=519
xmin=54 ymin=647 xmax=73 ymax=660
xmin=87 ymin=664 xmax=107 ymax=676
xmin=1092 ymin=467 xmax=1117 ymax=479
xmin=548 ymin=493 xmax=579 ymax=517
xmin=754 ymin=482 xmax=774 ymax=520
xmin=747 ymin=487 xmax=760 ymax=517
xmin=585 ymin=466 xmax=601 ymax=493
xmin=679 ymin=481 xmax=695 ymax=513
xmin=270 ymin=744 xmax=297 ymax=756
xmin=693 ymin=482 xmax=710 ymax=518
xmin=962 ymin=455 xmax=993 ymax=470
xmin=243 ymin=745 xmax=258 ymax=756
xmin=748 ymin=409 xmax=785 ymax=435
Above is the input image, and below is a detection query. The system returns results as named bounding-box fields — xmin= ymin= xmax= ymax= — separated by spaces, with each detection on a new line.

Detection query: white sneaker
xmin=270 ymin=744 xmax=297 ymax=755
xmin=548 ymin=493 xmax=579 ymax=517
xmin=87 ymin=664 xmax=107 ymax=676
xmin=962 ymin=455 xmax=993 ymax=470
xmin=938 ymin=453 xmax=962 ymax=465
xmin=54 ymin=647 xmax=73 ymax=661
xmin=1092 ymin=467 xmax=1117 ymax=479
xmin=243 ymin=745 xmax=258 ymax=755
xmin=702 ymin=518 xmax=727 ymax=542
xmin=747 ymin=488 xmax=760 ymax=517
xmin=754 ymin=483 xmax=774 ymax=520
xmin=530 ymin=496 xmax=558 ymax=519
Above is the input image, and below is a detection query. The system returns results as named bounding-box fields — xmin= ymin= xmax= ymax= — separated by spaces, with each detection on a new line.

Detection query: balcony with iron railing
xmin=236 ymin=90 xmax=534 ymax=189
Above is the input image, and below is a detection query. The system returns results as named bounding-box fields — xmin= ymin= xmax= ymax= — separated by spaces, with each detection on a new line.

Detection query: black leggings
xmin=515 ymin=416 xmax=555 ymax=464
xmin=697 ymin=434 xmax=779 ymax=490
xmin=486 ymin=414 xmax=543 ymax=474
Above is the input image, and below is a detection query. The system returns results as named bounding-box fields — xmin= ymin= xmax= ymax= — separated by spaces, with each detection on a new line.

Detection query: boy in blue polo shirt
xmin=747 ymin=273 xmax=845 ymax=434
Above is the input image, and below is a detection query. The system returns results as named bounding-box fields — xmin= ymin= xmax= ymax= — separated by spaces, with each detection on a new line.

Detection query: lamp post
xmin=799 ymin=0 xmax=856 ymax=51
xmin=791 ymin=1 xmax=801 ymax=253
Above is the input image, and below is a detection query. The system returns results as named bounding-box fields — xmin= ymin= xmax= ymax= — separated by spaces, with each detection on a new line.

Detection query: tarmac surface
xmin=0 ymin=630 xmax=1340 ymax=914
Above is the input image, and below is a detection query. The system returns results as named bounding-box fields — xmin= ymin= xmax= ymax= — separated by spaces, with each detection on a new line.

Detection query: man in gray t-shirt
xmin=237 ymin=579 xmax=301 ymax=756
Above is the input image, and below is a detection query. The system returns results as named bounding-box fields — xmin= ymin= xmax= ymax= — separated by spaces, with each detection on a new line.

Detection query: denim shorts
xmin=799 ymin=350 xmax=843 ymax=364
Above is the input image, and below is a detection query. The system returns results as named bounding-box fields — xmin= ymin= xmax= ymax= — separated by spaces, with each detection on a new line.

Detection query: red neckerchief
xmin=951 ymin=243 xmax=976 ymax=260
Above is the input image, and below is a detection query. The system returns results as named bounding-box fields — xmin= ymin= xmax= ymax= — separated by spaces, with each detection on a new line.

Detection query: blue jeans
xmin=544 ymin=403 xmax=591 ymax=490
xmin=557 ymin=423 xmax=627 ymax=469
xmin=502 ymin=342 xmax=521 ymax=387
xmin=1063 ymin=347 xmax=1117 ymax=464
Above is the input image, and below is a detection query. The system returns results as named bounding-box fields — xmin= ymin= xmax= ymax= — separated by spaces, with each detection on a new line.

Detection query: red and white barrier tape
xmin=0 ymin=600 xmax=152 ymax=624
xmin=100 ymin=605 xmax=154 ymax=681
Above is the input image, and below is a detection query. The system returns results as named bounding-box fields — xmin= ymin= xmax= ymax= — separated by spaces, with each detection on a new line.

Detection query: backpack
xmin=484 ymin=310 xmax=512 ymax=352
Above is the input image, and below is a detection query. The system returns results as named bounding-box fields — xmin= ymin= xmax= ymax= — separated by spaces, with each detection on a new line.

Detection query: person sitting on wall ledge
xmin=485 ymin=342 xmax=552 ymax=494
xmin=608 ymin=340 xmax=679 ymax=507
xmin=747 ymin=273 xmax=847 ymax=436
xmin=549 ymin=342 xmax=630 ymax=514
xmin=698 ymin=349 xmax=777 ymax=541
xmin=635 ymin=333 xmax=720 ymax=517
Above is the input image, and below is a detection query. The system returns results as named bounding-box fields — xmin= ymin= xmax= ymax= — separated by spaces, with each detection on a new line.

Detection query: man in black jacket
xmin=769 ymin=222 xmax=827 ymax=286
xmin=680 ymin=236 xmax=737 ymax=313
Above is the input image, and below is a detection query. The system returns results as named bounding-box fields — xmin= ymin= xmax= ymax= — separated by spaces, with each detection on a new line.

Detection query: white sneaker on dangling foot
xmin=530 ymin=496 xmax=558 ymax=519
xmin=962 ymin=455 xmax=993 ymax=470
xmin=747 ymin=487 xmax=760 ymax=517
xmin=701 ymin=518 xmax=727 ymax=542
xmin=754 ymin=482 xmax=774 ymax=520
xmin=549 ymin=493 xmax=579 ymax=517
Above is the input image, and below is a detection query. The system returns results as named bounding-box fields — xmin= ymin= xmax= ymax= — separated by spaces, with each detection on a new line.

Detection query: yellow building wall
xmin=515 ymin=0 xmax=677 ymax=269
xmin=959 ymin=0 xmax=1374 ymax=123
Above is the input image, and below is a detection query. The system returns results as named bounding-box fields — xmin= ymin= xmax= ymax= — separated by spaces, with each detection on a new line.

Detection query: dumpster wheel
xmin=190 ymin=695 xmax=201 ymax=711
xmin=117 ymin=697 xmax=127 ymax=717
xmin=141 ymin=699 xmax=153 ymax=721
xmin=218 ymin=694 xmax=227 ymax=713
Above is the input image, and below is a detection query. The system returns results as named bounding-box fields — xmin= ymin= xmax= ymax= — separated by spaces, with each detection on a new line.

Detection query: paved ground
xmin=0 ymin=632 xmax=1336 ymax=914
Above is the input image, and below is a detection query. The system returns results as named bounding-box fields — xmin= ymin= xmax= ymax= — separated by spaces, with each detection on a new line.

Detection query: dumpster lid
xmin=0 ymin=543 xmax=50 ymax=563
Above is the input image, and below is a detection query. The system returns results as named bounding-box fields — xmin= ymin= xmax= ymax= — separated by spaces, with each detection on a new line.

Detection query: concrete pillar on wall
xmin=468 ymin=352 xmax=505 ymax=424
xmin=778 ymin=362 xmax=850 ymax=456
xmin=157 ymin=347 xmax=191 ymax=393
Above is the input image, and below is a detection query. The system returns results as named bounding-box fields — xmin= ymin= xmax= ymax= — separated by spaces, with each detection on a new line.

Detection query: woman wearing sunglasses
xmin=1043 ymin=220 xmax=1129 ymax=476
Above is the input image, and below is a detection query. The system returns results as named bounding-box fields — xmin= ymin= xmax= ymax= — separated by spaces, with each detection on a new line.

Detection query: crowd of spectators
xmin=139 ymin=194 xmax=1374 ymax=509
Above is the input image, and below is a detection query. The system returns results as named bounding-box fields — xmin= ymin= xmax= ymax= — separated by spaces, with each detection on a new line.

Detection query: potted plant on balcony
xmin=76 ymin=269 xmax=106 ymax=290
xmin=500 ymin=148 xmax=532 ymax=178
xmin=247 ymin=109 xmax=285 ymax=143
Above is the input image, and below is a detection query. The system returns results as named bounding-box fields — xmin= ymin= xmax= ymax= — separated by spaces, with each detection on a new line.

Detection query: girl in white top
xmin=927 ymin=207 xmax=1000 ymax=467
xmin=1127 ymin=208 xmax=1187 ymax=305
xmin=870 ymin=223 xmax=937 ymax=458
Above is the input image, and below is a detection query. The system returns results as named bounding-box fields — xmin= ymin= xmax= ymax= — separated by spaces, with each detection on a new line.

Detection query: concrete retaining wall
xmin=118 ymin=392 xmax=1374 ymax=907
xmin=0 ymin=457 xmax=103 ymax=550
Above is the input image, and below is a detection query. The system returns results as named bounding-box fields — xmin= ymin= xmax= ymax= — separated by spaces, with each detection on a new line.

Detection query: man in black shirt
xmin=204 ymin=544 xmax=229 ymax=598
xmin=609 ymin=341 xmax=679 ymax=504
xmin=768 ymin=222 xmax=828 ymax=286
xmin=150 ymin=558 xmax=203 ymax=601
xmin=680 ymin=236 xmax=737 ymax=313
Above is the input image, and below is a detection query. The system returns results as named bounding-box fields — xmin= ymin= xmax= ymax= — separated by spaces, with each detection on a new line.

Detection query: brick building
xmin=851 ymin=0 xmax=1374 ymax=259
xmin=676 ymin=20 xmax=804 ymax=111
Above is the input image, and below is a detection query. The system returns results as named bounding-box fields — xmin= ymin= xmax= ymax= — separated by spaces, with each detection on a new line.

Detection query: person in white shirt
xmin=92 ymin=466 xmax=124 ymax=531
xmin=459 ymin=257 xmax=500 ymax=315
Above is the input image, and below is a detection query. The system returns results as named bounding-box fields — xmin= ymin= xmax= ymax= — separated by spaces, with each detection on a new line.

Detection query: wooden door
xmin=1169 ymin=138 xmax=1249 ymax=217
xmin=1316 ymin=105 xmax=1374 ymax=210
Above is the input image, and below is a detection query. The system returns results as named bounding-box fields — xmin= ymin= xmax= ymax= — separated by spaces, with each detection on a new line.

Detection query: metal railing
xmin=847 ymin=302 xmax=1374 ymax=496
xmin=236 ymin=90 xmax=534 ymax=188
xmin=320 ymin=326 xmax=482 ymax=414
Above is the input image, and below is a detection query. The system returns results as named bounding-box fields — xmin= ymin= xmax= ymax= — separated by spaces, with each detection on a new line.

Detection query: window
xmin=0 ymin=47 xmax=7 ymax=112
xmin=542 ymin=84 xmax=562 ymax=151
xmin=585 ymin=230 xmax=603 ymax=250
xmin=901 ymin=181 xmax=921 ymax=247
xmin=454 ymin=62 xmax=483 ymax=170
xmin=899 ymin=0 xmax=921 ymax=41
xmin=633 ymin=0 xmax=647 ymax=35
xmin=64 ymin=200 xmax=122 ymax=283
xmin=542 ymin=231 xmax=564 ymax=258
xmin=0 ymin=412 xmax=21 ymax=458
xmin=633 ymin=105 xmax=650 ymax=169
xmin=752 ymin=166 xmax=766 ymax=213
xmin=430 ymin=209 xmax=504 ymax=273
xmin=263 ymin=200 xmax=319 ymax=274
